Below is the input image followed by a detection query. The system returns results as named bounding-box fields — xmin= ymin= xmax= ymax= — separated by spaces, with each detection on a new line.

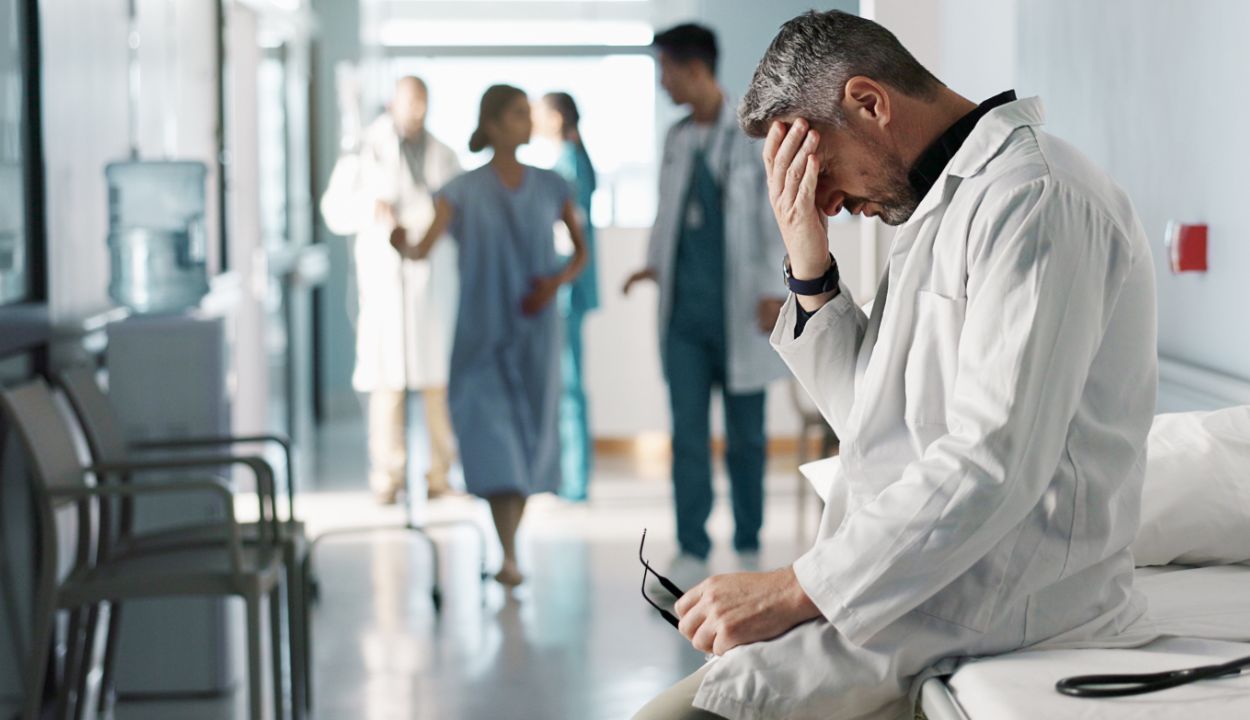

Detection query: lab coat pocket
xmin=903 ymin=290 xmax=966 ymax=429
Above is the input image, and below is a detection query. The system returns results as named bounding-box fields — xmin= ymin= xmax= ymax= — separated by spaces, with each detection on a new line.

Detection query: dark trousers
xmin=665 ymin=318 xmax=766 ymax=559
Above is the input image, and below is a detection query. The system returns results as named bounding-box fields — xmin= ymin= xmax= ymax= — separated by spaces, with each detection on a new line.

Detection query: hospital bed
xmin=917 ymin=565 xmax=1250 ymax=719
xmin=799 ymin=404 xmax=1250 ymax=720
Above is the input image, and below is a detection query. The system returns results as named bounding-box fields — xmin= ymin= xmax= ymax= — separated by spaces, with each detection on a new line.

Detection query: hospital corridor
xmin=4 ymin=1 xmax=1250 ymax=719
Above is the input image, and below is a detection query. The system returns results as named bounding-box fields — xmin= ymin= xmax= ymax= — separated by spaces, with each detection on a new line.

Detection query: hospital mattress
xmin=919 ymin=565 xmax=1250 ymax=720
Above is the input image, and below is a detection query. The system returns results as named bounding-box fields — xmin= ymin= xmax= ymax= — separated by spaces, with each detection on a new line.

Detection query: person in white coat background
xmin=624 ymin=24 xmax=788 ymax=588
xmin=321 ymin=76 xmax=463 ymax=504
xmin=635 ymin=10 xmax=1158 ymax=720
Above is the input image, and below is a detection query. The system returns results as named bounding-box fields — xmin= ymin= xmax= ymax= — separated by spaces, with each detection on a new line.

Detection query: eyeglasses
xmin=639 ymin=528 xmax=685 ymax=629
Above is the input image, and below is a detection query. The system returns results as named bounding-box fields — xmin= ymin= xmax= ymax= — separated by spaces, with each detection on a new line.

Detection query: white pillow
xmin=1131 ymin=406 xmax=1250 ymax=566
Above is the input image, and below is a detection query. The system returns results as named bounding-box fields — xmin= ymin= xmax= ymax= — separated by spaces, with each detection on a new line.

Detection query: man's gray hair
xmin=739 ymin=10 xmax=943 ymax=138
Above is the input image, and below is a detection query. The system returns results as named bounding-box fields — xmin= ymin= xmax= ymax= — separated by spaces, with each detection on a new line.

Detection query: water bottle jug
xmin=106 ymin=160 xmax=210 ymax=314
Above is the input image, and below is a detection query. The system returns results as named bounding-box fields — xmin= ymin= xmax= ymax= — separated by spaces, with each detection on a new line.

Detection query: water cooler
xmin=103 ymin=160 xmax=238 ymax=700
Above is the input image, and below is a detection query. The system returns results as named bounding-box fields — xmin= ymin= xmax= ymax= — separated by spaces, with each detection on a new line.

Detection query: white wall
xmin=42 ymin=0 xmax=228 ymax=323
xmin=861 ymin=0 xmax=1019 ymax=281
xmin=1015 ymin=0 xmax=1250 ymax=381
xmin=871 ymin=0 xmax=1250 ymax=386
xmin=41 ymin=0 xmax=273 ymax=435
xmin=938 ymin=0 xmax=1016 ymax=103
xmin=40 ymin=0 xmax=129 ymax=322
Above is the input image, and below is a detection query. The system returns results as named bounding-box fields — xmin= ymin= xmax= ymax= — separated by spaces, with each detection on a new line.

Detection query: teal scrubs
xmin=554 ymin=142 xmax=598 ymax=501
xmin=664 ymin=146 xmax=766 ymax=559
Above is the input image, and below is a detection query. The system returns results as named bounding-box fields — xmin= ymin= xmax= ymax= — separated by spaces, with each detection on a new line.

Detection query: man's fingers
xmin=770 ymin=120 xmax=808 ymax=189
xmin=677 ymin=599 xmax=706 ymax=641
xmin=691 ymin=620 xmax=717 ymax=655
xmin=762 ymin=120 xmax=785 ymax=167
xmin=779 ymin=131 xmax=818 ymax=210
xmin=769 ymin=122 xmax=806 ymax=201
xmin=712 ymin=631 xmax=738 ymax=657
xmin=798 ymin=153 xmax=820 ymax=209
xmin=763 ymin=121 xmax=789 ymax=203
xmin=674 ymin=582 xmax=703 ymax=617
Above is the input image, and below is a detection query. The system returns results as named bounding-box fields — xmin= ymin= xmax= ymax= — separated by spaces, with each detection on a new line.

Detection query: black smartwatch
xmin=783 ymin=253 xmax=839 ymax=296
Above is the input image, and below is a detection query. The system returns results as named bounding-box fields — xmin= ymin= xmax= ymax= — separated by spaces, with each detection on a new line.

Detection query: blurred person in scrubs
xmin=634 ymin=10 xmax=1158 ymax=720
xmin=623 ymin=24 xmax=788 ymax=589
xmin=393 ymin=85 xmax=588 ymax=587
xmin=535 ymin=91 xmax=599 ymax=502
xmin=321 ymin=76 xmax=462 ymax=505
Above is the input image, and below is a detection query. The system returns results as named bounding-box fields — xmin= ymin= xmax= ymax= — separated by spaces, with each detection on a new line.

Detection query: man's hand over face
xmin=763 ymin=119 xmax=831 ymax=280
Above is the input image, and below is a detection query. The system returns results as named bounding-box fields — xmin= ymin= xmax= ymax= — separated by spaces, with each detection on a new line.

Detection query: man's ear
xmin=843 ymin=76 xmax=891 ymax=130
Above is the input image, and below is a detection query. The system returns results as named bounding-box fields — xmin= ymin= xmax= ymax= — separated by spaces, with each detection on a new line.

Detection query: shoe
xmin=373 ymin=486 xmax=401 ymax=505
xmin=647 ymin=552 xmax=707 ymax=597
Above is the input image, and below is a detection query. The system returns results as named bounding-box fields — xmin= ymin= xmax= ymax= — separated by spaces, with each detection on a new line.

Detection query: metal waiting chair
xmin=0 ymin=379 xmax=286 ymax=720
xmin=55 ymin=366 xmax=311 ymax=719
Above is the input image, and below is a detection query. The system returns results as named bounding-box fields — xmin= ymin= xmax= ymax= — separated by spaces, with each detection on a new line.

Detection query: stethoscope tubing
xmin=1056 ymin=654 xmax=1250 ymax=697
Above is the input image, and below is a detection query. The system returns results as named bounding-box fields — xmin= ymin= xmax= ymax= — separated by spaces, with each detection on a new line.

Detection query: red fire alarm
xmin=1166 ymin=222 xmax=1208 ymax=273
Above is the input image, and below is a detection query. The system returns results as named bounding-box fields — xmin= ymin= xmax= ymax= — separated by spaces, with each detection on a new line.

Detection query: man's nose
xmin=828 ymin=195 xmax=846 ymax=216
xmin=818 ymin=185 xmax=846 ymax=216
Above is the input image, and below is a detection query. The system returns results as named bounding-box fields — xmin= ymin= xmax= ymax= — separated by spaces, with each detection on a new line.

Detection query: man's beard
xmin=854 ymin=132 xmax=922 ymax=226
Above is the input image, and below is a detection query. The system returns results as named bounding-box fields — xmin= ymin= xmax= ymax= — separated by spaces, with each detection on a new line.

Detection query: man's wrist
xmin=784 ymin=253 xmax=839 ymax=299
xmin=789 ymin=252 xmax=833 ymax=281
xmin=782 ymin=566 xmax=821 ymax=622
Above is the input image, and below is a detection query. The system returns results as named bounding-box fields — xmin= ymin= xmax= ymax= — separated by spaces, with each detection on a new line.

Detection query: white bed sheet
xmin=931 ymin=565 xmax=1250 ymax=720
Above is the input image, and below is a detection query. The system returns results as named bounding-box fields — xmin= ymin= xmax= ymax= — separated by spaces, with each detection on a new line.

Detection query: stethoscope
xmin=1056 ymin=653 xmax=1250 ymax=697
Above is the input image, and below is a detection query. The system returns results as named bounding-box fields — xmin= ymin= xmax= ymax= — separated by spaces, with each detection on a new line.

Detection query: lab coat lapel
xmin=891 ymin=97 xmax=1048 ymax=235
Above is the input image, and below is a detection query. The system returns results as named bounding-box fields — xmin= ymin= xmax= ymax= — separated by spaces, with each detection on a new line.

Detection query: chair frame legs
xmin=22 ymin=598 xmax=55 ymax=720
xmin=28 ymin=589 xmax=288 ymax=720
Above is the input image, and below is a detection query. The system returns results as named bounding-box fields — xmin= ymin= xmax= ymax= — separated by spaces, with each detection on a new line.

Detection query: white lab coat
xmin=693 ymin=97 xmax=1162 ymax=720
xmin=647 ymin=97 xmax=788 ymax=393
xmin=321 ymin=118 xmax=462 ymax=392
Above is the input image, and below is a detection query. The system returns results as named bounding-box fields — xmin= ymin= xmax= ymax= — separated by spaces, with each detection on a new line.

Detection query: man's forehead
xmin=395 ymin=79 xmax=426 ymax=98
xmin=771 ymin=115 xmax=837 ymax=134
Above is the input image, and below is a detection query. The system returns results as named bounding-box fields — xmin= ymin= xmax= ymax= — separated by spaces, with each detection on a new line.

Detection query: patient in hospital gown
xmin=394 ymin=84 xmax=586 ymax=588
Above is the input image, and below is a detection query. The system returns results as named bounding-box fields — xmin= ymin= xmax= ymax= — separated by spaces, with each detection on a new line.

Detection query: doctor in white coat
xmin=625 ymin=24 xmax=788 ymax=587
xmin=635 ymin=11 xmax=1158 ymax=720
xmin=321 ymin=76 xmax=463 ymax=503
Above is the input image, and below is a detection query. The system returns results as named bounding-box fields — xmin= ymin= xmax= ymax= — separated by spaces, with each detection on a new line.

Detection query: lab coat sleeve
xmin=791 ymin=177 xmax=1138 ymax=646
xmin=320 ymin=152 xmax=365 ymax=236
xmin=442 ymin=140 xmax=463 ymax=182
xmin=770 ymin=285 xmax=867 ymax=438
xmin=646 ymin=124 xmax=680 ymax=272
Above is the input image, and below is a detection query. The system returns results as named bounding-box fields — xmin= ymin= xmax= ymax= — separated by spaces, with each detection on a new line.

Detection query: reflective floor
xmin=117 ymin=414 xmax=816 ymax=720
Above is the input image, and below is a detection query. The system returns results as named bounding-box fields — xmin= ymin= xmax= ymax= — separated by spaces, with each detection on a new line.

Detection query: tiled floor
xmin=115 ymin=413 xmax=821 ymax=720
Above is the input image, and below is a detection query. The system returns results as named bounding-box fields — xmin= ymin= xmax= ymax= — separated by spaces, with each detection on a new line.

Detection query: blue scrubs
xmin=554 ymin=142 xmax=598 ymax=502
xmin=438 ymin=165 xmax=571 ymax=497
xmin=665 ymin=148 xmax=766 ymax=559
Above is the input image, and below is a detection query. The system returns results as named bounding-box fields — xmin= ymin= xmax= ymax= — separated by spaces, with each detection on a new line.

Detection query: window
xmin=389 ymin=53 xmax=658 ymax=228
xmin=0 ymin=0 xmax=33 ymax=304
xmin=258 ymin=48 xmax=290 ymax=248
xmin=366 ymin=0 xmax=672 ymax=228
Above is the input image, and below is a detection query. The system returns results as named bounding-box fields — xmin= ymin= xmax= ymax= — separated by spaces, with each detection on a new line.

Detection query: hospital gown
xmin=438 ymin=165 xmax=571 ymax=497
